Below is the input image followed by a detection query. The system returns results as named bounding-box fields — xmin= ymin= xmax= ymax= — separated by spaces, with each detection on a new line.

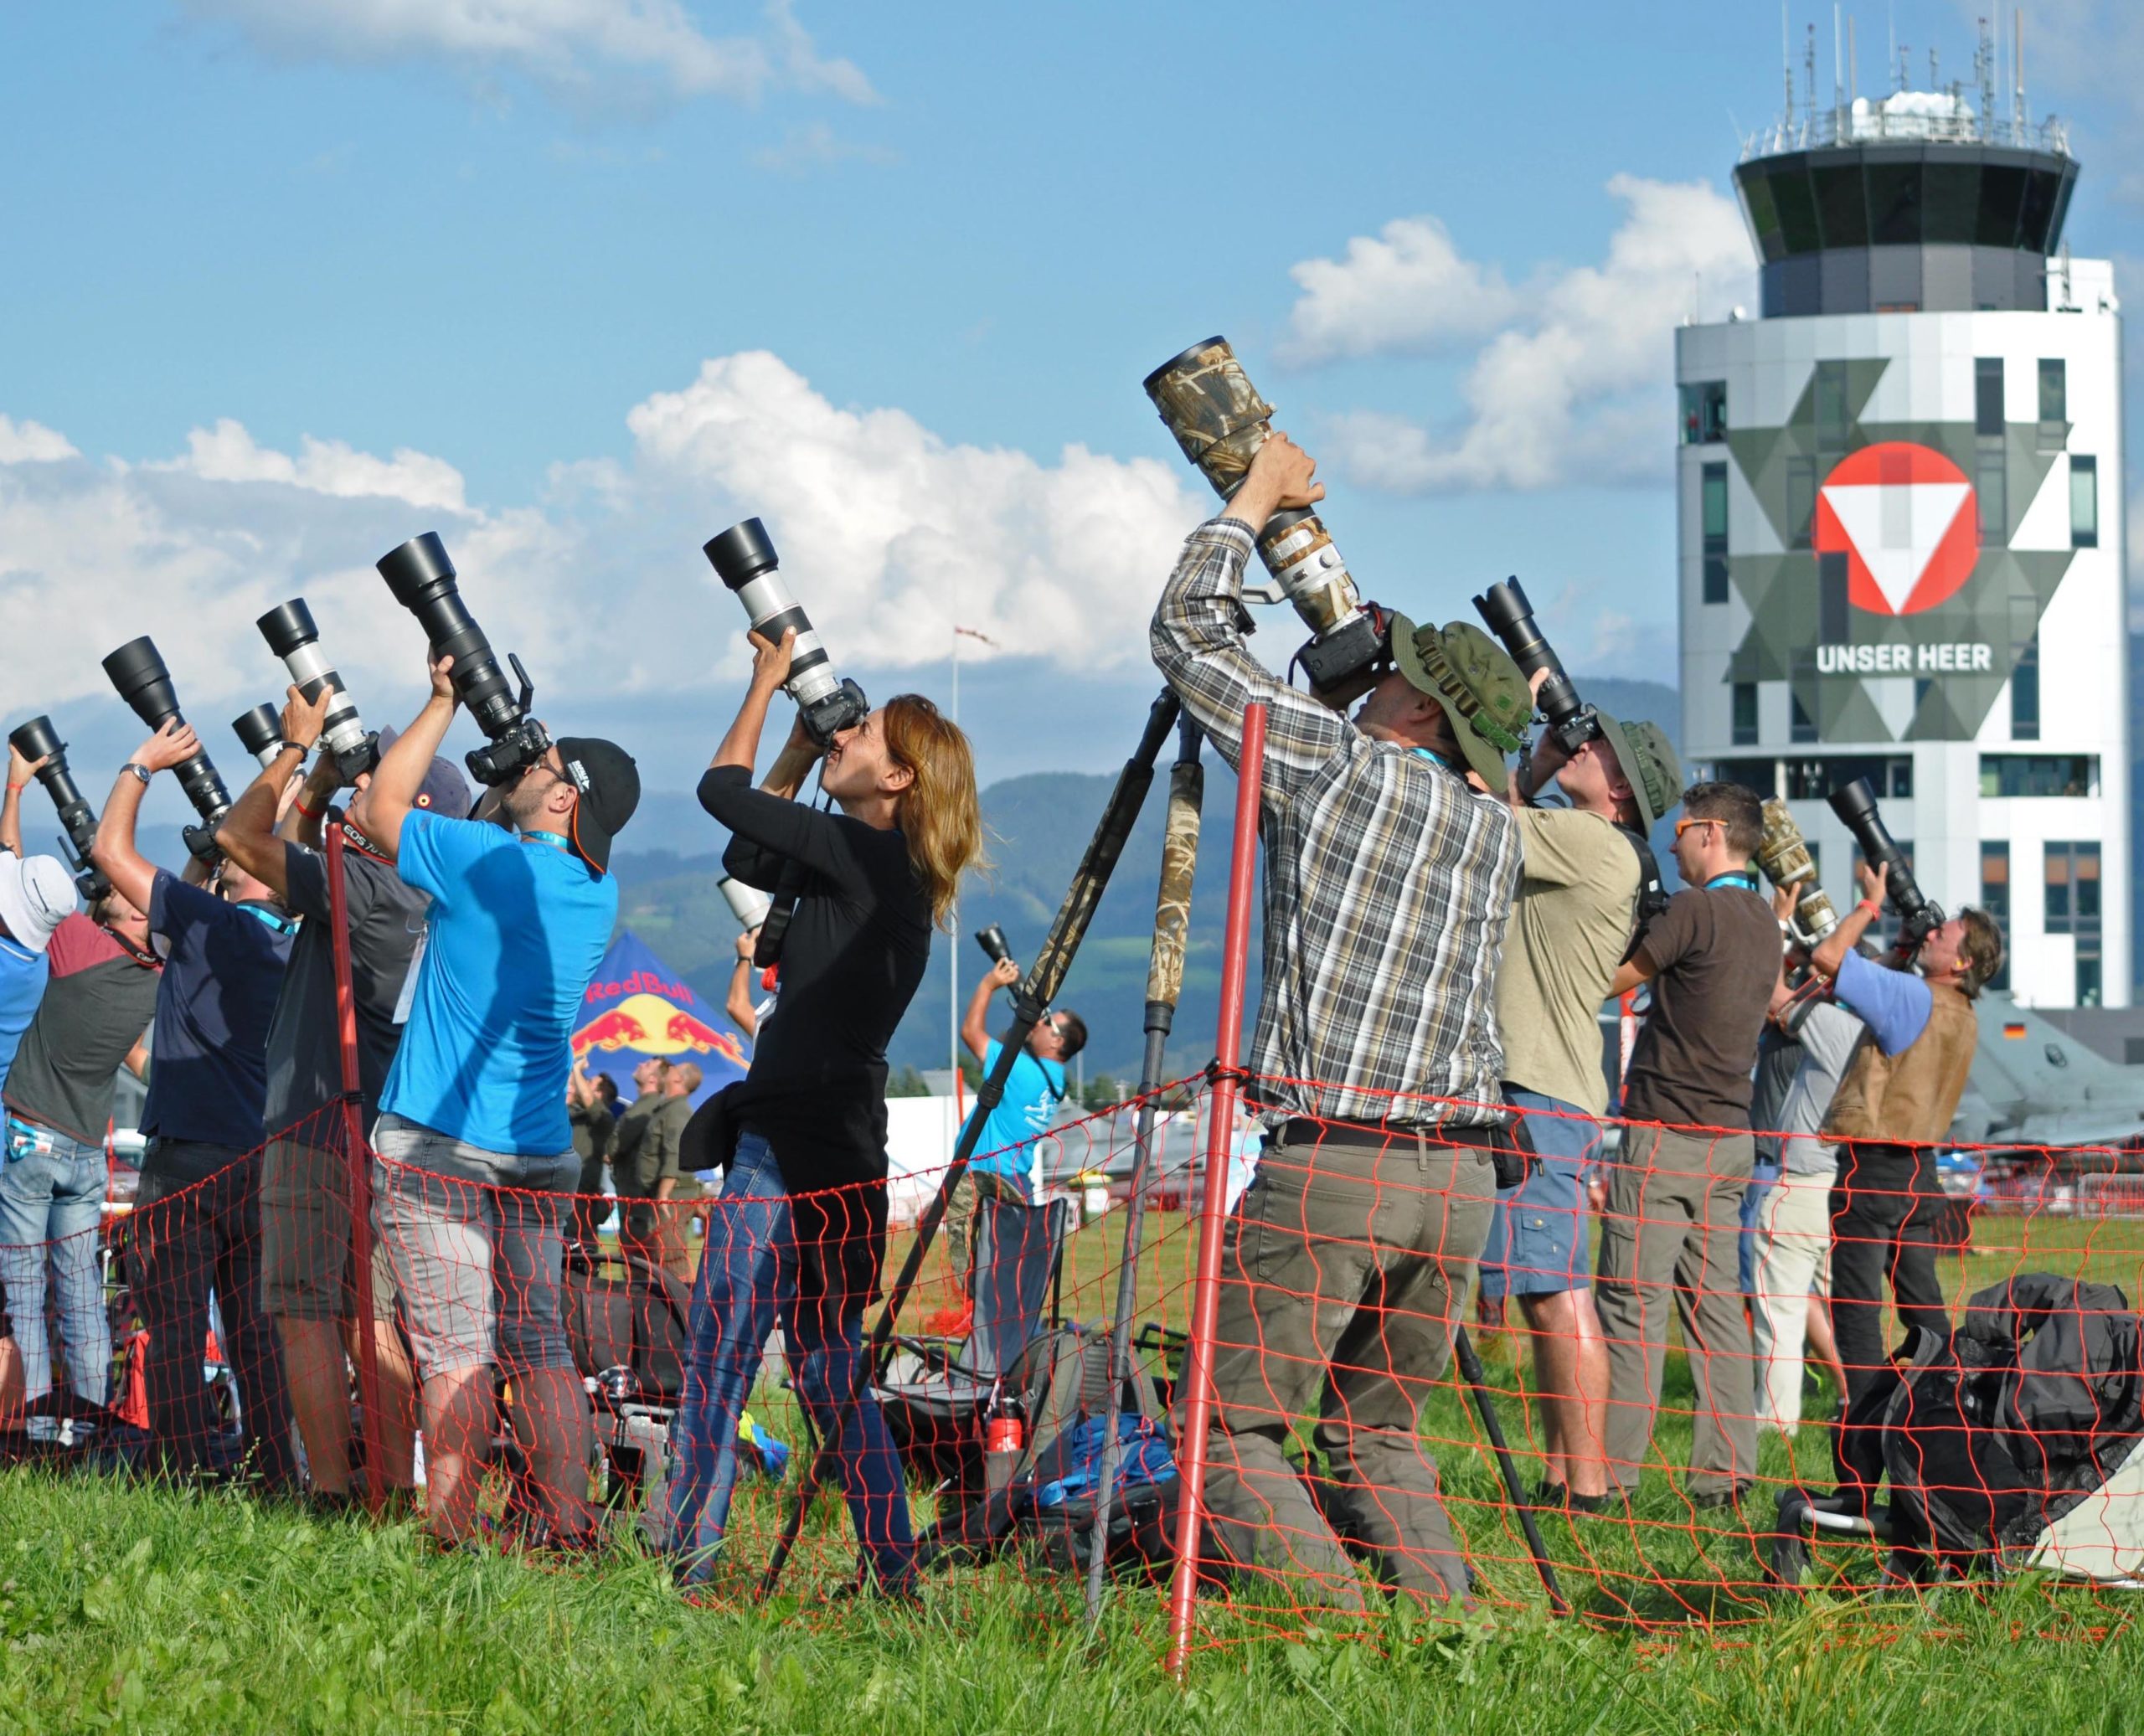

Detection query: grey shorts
xmin=369 ymin=1113 xmax=580 ymax=1379
xmin=261 ymin=1136 xmax=400 ymax=1324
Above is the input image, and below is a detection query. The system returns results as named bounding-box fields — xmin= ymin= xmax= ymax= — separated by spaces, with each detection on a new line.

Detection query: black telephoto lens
xmin=100 ymin=636 xmax=234 ymax=842
xmin=7 ymin=715 xmax=106 ymax=894
xmin=233 ymin=704 xmax=282 ymax=766
xmin=1827 ymin=776 xmax=1940 ymax=939
xmin=376 ymin=533 xmax=517 ymax=734
xmin=1471 ymin=578 xmax=1588 ymax=735
xmin=974 ymin=924 xmax=1013 ymax=966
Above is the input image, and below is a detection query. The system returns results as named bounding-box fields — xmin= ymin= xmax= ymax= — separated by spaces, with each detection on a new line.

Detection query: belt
xmin=1277 ymin=1116 xmax=1501 ymax=1151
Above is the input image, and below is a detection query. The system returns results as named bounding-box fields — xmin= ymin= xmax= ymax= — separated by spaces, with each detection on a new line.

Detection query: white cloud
xmin=1315 ymin=175 xmax=1755 ymax=494
xmin=749 ymin=121 xmax=896 ymax=176
xmin=0 ymin=417 xmax=79 ymax=464
xmin=153 ymin=419 xmax=470 ymax=513
xmin=0 ymin=354 xmax=1203 ymax=734
xmin=623 ymin=351 xmax=1203 ymax=672
xmin=178 ymin=0 xmax=874 ymax=107
xmin=1280 ymin=216 xmax=1520 ymax=364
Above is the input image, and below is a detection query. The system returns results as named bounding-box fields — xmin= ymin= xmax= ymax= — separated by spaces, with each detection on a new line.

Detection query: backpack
xmin=562 ymin=1243 xmax=693 ymax=1404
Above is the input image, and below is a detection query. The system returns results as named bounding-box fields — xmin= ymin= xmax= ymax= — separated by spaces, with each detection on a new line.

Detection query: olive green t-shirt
xmin=1495 ymin=806 xmax=1641 ymax=1116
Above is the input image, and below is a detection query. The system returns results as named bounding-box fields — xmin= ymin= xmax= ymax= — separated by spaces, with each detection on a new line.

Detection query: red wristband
xmin=1857 ymin=899 xmax=1883 ymax=919
xmin=294 ymin=793 xmax=324 ymax=822
xmin=4 ymin=782 xmax=22 ymax=793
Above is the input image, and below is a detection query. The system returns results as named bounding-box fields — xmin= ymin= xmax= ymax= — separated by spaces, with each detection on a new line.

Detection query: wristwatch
xmin=123 ymin=763 xmax=151 ymax=786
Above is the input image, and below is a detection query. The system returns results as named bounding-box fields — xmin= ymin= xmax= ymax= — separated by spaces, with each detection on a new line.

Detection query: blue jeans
xmin=662 ymin=1129 xmax=915 ymax=1588
xmin=1739 ymin=1160 xmax=1781 ymax=1297
xmin=0 ymin=1126 xmax=111 ymax=1409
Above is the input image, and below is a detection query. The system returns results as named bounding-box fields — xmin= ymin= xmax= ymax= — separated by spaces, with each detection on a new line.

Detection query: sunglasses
xmin=1673 ymin=816 xmax=1722 ymax=840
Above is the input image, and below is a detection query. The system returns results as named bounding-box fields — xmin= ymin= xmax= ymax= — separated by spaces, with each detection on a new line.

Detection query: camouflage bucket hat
xmin=1388 ymin=615 xmax=1530 ymax=788
xmin=1596 ymin=711 xmax=1683 ymax=832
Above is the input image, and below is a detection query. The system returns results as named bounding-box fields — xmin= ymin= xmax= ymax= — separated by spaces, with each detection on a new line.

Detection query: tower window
xmin=2071 ymin=456 xmax=2098 ymax=549
xmin=1681 ymin=380 xmax=1726 ymax=445
xmin=1975 ymin=358 xmax=2005 ymax=436
xmin=2010 ymin=631 xmax=2040 ymax=741
xmin=1702 ymin=461 xmax=1729 ymax=602
xmin=1731 ymin=681 xmax=1758 ymax=747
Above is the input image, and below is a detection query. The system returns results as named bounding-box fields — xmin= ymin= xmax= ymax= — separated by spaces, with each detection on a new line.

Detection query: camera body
xmin=1471 ymin=577 xmax=1600 ymax=755
xmin=100 ymin=637 xmax=234 ymax=862
xmin=703 ymin=518 xmax=869 ymax=748
xmin=1144 ymin=337 xmax=1389 ymax=709
xmin=232 ymin=703 xmax=283 ymax=769
xmin=378 ymin=533 xmax=550 ymax=787
xmin=257 ymin=598 xmax=379 ymax=781
xmin=8 ymin=716 xmax=109 ymax=899
xmin=1827 ymin=777 xmax=1943 ymax=945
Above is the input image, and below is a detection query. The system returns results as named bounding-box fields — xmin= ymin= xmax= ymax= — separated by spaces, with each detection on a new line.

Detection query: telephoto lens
xmin=974 ymin=923 xmax=1013 ymax=967
xmin=1144 ymin=337 xmax=1387 ymax=707
xmin=7 ymin=715 xmax=108 ymax=898
xmin=1827 ymin=776 xmax=1943 ymax=942
xmin=256 ymin=598 xmax=378 ymax=779
xmin=1756 ymin=798 xmax=1839 ymax=944
xmin=703 ymin=518 xmax=869 ymax=747
xmin=232 ymin=703 xmax=283 ymax=769
xmin=100 ymin=636 xmax=234 ymax=859
xmin=718 ymin=874 xmax=774 ymax=933
xmin=376 ymin=532 xmax=551 ymax=785
xmin=1471 ymin=578 xmax=1597 ymax=753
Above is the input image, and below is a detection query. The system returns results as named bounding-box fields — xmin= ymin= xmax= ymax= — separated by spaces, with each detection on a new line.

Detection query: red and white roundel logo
xmin=1812 ymin=442 xmax=1980 ymax=616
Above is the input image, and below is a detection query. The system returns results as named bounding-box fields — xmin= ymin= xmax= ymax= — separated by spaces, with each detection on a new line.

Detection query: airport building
xmin=1676 ymin=64 xmax=2128 ymax=1007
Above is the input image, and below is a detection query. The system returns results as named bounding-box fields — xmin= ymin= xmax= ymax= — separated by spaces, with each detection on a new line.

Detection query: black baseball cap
xmin=554 ymin=737 xmax=640 ymax=874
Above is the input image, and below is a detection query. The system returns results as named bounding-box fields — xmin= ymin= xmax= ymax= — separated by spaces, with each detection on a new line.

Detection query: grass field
xmin=5 ymin=1198 xmax=2142 ymax=1730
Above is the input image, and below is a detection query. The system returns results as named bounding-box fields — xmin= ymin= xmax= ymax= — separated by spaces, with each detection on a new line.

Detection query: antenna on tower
xmin=1783 ymin=0 xmax=1796 ymax=133
xmin=1976 ymin=15 xmax=1995 ymax=137
xmin=1930 ymin=44 xmax=1939 ymax=89
xmin=2015 ymin=8 xmax=2028 ymax=133
xmin=1806 ymin=23 xmax=1817 ymax=121
xmin=1833 ymin=3 xmax=1843 ymax=112
xmin=1849 ymin=15 xmax=1858 ymax=104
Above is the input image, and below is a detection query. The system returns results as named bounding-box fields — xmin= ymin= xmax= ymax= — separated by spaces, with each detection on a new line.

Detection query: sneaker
xmin=1690 ymin=1482 xmax=1753 ymax=1512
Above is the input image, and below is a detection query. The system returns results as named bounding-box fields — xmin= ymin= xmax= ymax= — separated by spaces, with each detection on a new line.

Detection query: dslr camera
xmin=1471 ymin=577 xmax=1600 ymax=755
xmin=7 ymin=716 xmax=109 ymax=899
xmin=377 ymin=533 xmax=548 ymax=788
xmin=1144 ymin=337 xmax=1389 ymax=708
xmin=101 ymin=637 xmax=235 ymax=862
xmin=704 ymin=518 xmax=869 ymax=747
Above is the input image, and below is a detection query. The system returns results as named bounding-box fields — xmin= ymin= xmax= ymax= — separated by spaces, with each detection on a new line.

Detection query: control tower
xmin=1677 ymin=26 xmax=2127 ymax=1007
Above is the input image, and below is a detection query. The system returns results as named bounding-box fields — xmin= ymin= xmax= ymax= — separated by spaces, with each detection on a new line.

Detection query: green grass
xmin=8 ymin=1203 xmax=2143 ymax=1730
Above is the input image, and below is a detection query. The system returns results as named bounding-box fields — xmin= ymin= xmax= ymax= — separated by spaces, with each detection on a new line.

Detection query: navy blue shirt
xmin=140 ymin=869 xmax=295 ymax=1172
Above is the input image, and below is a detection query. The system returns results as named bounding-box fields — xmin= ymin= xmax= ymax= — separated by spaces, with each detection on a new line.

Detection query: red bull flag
xmin=572 ymin=930 xmax=748 ymax=1105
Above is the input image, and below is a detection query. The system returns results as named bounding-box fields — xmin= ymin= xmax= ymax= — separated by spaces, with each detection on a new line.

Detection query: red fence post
xmin=327 ymin=822 xmax=386 ymax=1516
xmin=1164 ymin=700 xmax=1265 ymax=1681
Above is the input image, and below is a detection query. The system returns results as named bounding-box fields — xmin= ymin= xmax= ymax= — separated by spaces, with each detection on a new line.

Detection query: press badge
xmin=392 ymin=929 xmax=428 ymax=1027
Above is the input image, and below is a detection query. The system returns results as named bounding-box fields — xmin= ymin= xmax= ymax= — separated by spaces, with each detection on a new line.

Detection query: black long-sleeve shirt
xmin=687 ymin=766 xmax=932 ymax=1314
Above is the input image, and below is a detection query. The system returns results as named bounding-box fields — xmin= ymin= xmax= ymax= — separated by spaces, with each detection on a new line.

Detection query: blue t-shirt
xmin=0 ymin=934 xmax=48 ymax=1098
xmin=1835 ymin=947 xmax=1932 ymax=1056
xmin=965 ymin=1038 xmax=1065 ymax=1192
xmin=379 ymin=813 xmax=618 ymax=1156
xmin=141 ymin=870 xmax=296 ymax=1162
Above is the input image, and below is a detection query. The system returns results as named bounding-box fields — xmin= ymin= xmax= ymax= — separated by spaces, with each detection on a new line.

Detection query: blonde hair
xmin=882 ymin=694 xmax=985 ymax=930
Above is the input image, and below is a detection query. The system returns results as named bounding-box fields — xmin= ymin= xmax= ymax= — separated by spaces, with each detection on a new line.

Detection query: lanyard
xmin=1705 ymin=871 xmax=1760 ymax=893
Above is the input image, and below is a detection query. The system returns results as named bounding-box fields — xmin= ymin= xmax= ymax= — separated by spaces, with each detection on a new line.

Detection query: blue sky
xmin=1 ymin=0 xmax=2136 ymax=846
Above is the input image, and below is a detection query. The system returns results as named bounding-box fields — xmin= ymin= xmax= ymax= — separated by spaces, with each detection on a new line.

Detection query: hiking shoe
xmin=1690 ymin=1483 xmax=1752 ymax=1512
xmin=1534 ymin=1481 xmax=1615 ymax=1514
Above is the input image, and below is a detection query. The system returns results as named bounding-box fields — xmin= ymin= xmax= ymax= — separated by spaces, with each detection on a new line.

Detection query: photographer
xmin=567 ymin=1061 xmax=617 ymax=1249
xmin=620 ymin=1061 xmax=700 ymax=1280
xmin=1594 ymin=780 xmax=1775 ymax=1507
xmin=959 ymin=957 xmax=1083 ymax=1372
xmin=1482 ymin=696 xmax=1680 ymax=1512
xmin=660 ymin=631 xmax=982 ymax=1594
xmin=216 ymin=690 xmax=471 ymax=1505
xmin=364 ymin=652 xmax=640 ymax=1545
xmin=1748 ymin=935 xmax=1863 ymax=1436
xmin=1807 ymin=863 xmax=2002 ymax=1413
xmin=1151 ymin=434 xmax=1526 ymax=1610
xmin=92 ymin=719 xmax=297 ymax=1486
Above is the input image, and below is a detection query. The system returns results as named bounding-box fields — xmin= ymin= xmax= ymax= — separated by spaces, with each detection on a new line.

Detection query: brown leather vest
xmin=1822 ymin=976 xmax=1978 ymax=1146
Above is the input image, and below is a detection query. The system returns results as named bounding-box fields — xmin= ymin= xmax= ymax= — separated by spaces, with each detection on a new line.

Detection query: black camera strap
xmin=1615 ymin=822 xmax=1672 ymax=966
xmin=748 ymin=786 xmax=838 ymax=971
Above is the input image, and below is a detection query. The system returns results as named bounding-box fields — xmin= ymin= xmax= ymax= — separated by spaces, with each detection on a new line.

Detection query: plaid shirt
xmin=1151 ymin=518 xmax=1521 ymax=1128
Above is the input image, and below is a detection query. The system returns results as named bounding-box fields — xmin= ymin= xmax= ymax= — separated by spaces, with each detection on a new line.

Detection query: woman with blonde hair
xmin=661 ymin=627 xmax=982 ymax=1593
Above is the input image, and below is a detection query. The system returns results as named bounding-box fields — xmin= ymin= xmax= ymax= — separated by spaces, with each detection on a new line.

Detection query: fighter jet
xmin=1952 ymin=991 xmax=2144 ymax=1154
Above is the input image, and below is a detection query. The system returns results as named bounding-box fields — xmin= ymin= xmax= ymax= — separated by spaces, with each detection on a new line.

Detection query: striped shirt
xmin=1150 ymin=518 xmax=1521 ymax=1128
